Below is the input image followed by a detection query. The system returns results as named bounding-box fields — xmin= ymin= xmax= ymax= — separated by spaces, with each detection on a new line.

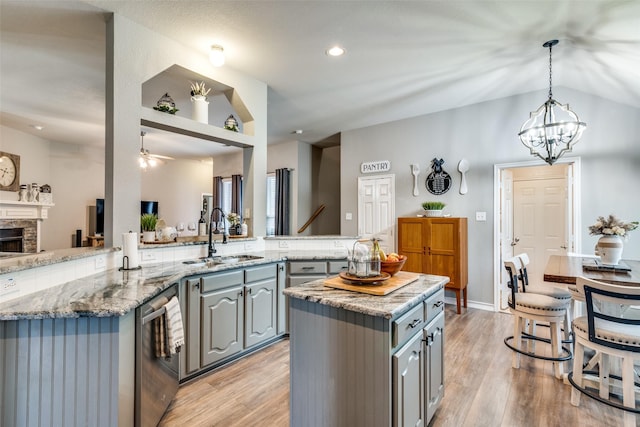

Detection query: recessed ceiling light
xmin=30 ymin=124 xmax=44 ymax=131
xmin=209 ymin=45 xmax=225 ymax=67
xmin=326 ymin=46 xmax=345 ymax=57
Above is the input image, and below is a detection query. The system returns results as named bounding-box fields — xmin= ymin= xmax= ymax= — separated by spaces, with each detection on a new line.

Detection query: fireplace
xmin=0 ymin=228 xmax=24 ymax=252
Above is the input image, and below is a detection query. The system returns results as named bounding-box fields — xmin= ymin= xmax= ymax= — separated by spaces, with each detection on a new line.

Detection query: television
xmin=96 ymin=198 xmax=104 ymax=235
xmin=141 ymin=201 xmax=159 ymax=216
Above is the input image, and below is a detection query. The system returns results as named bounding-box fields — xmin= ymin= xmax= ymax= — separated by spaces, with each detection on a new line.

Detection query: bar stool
xmin=516 ymin=253 xmax=573 ymax=343
xmin=503 ymin=256 xmax=572 ymax=379
xmin=568 ymin=276 xmax=640 ymax=427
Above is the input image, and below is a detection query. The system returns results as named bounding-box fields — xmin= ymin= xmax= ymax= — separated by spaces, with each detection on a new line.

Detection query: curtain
xmin=275 ymin=168 xmax=291 ymax=235
xmin=231 ymin=174 xmax=243 ymax=218
xmin=212 ymin=176 xmax=224 ymax=223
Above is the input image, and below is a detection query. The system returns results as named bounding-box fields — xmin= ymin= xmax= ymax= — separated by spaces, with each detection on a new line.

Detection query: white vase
xmin=142 ymin=231 xmax=156 ymax=243
xmin=424 ymin=209 xmax=443 ymax=217
xmin=597 ymin=235 xmax=623 ymax=265
xmin=191 ymin=95 xmax=209 ymax=124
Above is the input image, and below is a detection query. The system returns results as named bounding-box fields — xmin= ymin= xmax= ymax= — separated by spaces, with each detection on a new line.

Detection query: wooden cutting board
xmin=323 ymin=271 xmax=421 ymax=296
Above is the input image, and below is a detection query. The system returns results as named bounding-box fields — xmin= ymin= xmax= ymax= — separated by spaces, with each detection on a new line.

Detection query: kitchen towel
xmin=122 ymin=232 xmax=139 ymax=269
xmin=150 ymin=296 xmax=170 ymax=359
xmin=164 ymin=296 xmax=185 ymax=355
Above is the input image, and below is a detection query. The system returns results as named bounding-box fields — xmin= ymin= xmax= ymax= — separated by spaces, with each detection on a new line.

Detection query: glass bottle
xmin=198 ymin=210 xmax=207 ymax=236
xmin=370 ymin=238 xmax=381 ymax=276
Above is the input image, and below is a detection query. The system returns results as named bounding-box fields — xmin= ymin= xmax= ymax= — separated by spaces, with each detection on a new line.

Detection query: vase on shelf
xmin=597 ymin=235 xmax=623 ymax=265
xmin=191 ymin=95 xmax=209 ymax=124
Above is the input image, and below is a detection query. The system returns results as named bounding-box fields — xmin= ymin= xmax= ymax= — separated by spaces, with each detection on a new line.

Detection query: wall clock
xmin=0 ymin=151 xmax=20 ymax=192
xmin=425 ymin=158 xmax=452 ymax=195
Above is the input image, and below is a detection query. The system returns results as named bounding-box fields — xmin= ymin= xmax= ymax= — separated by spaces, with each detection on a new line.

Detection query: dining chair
xmin=568 ymin=276 xmax=640 ymax=427
xmin=503 ymin=256 xmax=572 ymax=379
xmin=516 ymin=253 xmax=573 ymax=343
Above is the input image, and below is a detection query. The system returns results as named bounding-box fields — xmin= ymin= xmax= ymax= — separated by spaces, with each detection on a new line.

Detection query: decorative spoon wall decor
xmin=458 ymin=158 xmax=469 ymax=195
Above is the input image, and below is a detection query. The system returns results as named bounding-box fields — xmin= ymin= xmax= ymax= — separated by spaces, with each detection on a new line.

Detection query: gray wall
xmin=341 ymin=87 xmax=640 ymax=306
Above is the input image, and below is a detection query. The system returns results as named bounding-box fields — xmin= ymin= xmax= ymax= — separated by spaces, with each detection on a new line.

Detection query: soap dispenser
xmin=241 ymin=219 xmax=248 ymax=236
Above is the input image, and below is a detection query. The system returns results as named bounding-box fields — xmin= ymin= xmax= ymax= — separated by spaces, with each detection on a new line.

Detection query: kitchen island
xmin=284 ymin=273 xmax=448 ymax=427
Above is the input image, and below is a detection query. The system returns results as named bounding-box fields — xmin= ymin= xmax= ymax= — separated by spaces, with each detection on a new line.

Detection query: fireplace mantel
xmin=0 ymin=200 xmax=54 ymax=220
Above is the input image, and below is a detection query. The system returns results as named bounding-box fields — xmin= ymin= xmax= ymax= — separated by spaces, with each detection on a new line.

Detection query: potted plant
xmin=226 ymin=212 xmax=241 ymax=235
xmin=422 ymin=201 xmax=446 ymax=217
xmin=588 ymin=214 xmax=638 ymax=265
xmin=140 ymin=213 xmax=158 ymax=243
xmin=190 ymin=81 xmax=211 ymax=123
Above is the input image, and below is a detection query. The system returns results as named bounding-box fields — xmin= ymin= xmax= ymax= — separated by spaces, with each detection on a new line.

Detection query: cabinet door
xmin=184 ymin=277 xmax=202 ymax=376
xmin=201 ymin=285 xmax=244 ymax=367
xmin=245 ymin=278 xmax=277 ymax=347
xmin=393 ymin=331 xmax=425 ymax=427
xmin=425 ymin=313 xmax=445 ymax=423
xmin=425 ymin=219 xmax=458 ymax=285
xmin=398 ymin=218 xmax=427 ymax=273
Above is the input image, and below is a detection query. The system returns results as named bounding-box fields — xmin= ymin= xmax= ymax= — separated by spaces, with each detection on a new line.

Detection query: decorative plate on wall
xmin=425 ymin=158 xmax=451 ymax=195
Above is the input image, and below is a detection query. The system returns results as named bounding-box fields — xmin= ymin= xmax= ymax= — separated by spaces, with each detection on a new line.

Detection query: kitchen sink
xmin=182 ymin=254 xmax=263 ymax=266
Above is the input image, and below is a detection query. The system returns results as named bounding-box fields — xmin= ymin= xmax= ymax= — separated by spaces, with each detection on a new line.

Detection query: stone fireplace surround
xmin=0 ymin=201 xmax=53 ymax=253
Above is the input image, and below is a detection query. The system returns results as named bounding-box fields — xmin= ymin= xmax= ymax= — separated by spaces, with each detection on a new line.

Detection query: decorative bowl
xmin=381 ymin=255 xmax=407 ymax=276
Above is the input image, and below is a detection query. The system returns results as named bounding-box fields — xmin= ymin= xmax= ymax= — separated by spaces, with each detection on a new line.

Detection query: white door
xmin=358 ymin=175 xmax=395 ymax=254
xmin=513 ymin=176 xmax=568 ymax=285
xmin=499 ymin=169 xmax=514 ymax=311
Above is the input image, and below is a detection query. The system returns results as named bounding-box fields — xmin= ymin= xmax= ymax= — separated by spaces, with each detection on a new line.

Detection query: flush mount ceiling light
xmin=518 ymin=39 xmax=586 ymax=165
xmin=326 ymin=45 xmax=345 ymax=57
xmin=209 ymin=45 xmax=225 ymax=67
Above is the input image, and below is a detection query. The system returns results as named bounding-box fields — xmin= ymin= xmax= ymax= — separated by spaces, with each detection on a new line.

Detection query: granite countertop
xmin=0 ymin=250 xmax=351 ymax=321
xmin=0 ymin=253 xmax=284 ymax=320
xmin=0 ymin=246 xmax=121 ymax=275
xmin=284 ymin=274 xmax=448 ymax=319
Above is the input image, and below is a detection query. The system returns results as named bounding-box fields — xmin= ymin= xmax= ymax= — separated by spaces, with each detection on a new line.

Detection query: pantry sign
xmin=361 ymin=160 xmax=391 ymax=174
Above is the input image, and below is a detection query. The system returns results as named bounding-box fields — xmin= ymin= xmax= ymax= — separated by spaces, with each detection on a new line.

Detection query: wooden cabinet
xmin=180 ymin=262 xmax=284 ymax=380
xmin=398 ymin=217 xmax=468 ymax=314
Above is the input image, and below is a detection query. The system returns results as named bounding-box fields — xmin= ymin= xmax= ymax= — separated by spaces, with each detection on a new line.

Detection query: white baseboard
xmin=444 ymin=296 xmax=495 ymax=312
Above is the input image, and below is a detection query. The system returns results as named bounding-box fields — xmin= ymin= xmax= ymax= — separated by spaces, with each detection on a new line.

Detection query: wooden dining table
xmin=543 ymin=255 xmax=640 ymax=286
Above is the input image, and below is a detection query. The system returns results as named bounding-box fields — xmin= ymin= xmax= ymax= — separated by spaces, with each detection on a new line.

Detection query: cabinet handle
xmin=239 ymin=291 xmax=243 ymax=297
xmin=423 ymin=246 xmax=427 ymax=255
xmin=433 ymin=301 xmax=444 ymax=308
xmin=301 ymin=267 xmax=316 ymax=271
xmin=408 ymin=319 xmax=421 ymax=328
xmin=192 ymin=281 xmax=200 ymax=290
xmin=247 ymin=288 xmax=252 ymax=294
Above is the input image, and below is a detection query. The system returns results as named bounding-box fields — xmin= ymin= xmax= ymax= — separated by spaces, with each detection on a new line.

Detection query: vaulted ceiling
xmin=1 ymin=1 xmax=639 ymax=158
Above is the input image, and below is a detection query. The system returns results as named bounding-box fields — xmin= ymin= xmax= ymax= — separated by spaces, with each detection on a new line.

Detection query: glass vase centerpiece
xmin=588 ymin=214 xmax=638 ymax=265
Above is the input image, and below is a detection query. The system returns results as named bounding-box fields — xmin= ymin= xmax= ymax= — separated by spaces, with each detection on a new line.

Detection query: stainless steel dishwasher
xmin=135 ymin=283 xmax=180 ymax=427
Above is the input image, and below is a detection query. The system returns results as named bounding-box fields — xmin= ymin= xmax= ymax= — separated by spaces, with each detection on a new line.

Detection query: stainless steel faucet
xmin=208 ymin=207 xmax=227 ymax=258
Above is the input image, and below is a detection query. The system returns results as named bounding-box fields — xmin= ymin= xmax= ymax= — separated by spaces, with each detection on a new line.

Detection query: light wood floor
xmin=159 ymin=305 xmax=636 ymax=426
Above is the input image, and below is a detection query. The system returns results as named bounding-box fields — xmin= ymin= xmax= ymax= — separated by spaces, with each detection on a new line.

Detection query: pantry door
xmin=358 ymin=175 xmax=395 ymax=254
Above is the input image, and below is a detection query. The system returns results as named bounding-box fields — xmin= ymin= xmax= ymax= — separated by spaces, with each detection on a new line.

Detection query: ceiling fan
xmin=139 ymin=131 xmax=174 ymax=170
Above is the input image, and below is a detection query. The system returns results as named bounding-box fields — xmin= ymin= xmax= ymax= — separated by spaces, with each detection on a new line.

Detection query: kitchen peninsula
xmin=284 ymin=273 xmax=447 ymax=427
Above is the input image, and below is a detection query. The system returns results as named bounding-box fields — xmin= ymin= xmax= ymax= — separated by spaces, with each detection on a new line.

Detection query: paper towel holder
xmin=119 ymin=255 xmax=142 ymax=271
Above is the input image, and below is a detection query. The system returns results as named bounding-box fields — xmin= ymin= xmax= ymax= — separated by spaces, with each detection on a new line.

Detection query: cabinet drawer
xmin=289 ymin=261 xmax=327 ymax=275
xmin=392 ymin=303 xmax=424 ymax=349
xmin=424 ymin=289 xmax=445 ymax=325
xmin=245 ymin=264 xmax=277 ymax=283
xmin=328 ymin=261 xmax=348 ymax=274
xmin=201 ymin=270 xmax=244 ymax=293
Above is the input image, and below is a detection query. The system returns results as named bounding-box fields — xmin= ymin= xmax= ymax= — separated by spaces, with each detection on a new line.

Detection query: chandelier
xmin=518 ymin=40 xmax=586 ymax=165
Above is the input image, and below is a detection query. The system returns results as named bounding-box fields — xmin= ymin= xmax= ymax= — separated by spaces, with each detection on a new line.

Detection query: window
xmin=221 ymin=178 xmax=232 ymax=216
xmin=266 ymin=173 xmax=275 ymax=236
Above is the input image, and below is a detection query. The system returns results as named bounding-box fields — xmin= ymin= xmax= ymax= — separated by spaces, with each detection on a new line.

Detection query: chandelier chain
xmin=548 ymin=43 xmax=553 ymax=100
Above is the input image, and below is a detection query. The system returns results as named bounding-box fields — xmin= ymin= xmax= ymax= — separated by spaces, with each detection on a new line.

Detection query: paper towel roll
xmin=122 ymin=232 xmax=139 ymax=269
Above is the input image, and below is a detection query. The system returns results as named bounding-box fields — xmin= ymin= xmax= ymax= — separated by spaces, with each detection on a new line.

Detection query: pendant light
xmin=518 ymin=40 xmax=586 ymax=165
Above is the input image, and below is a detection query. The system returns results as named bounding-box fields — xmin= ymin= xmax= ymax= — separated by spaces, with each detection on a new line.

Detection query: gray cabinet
xmin=289 ymin=286 xmax=445 ymax=427
xmin=201 ymin=284 xmax=244 ymax=366
xmin=393 ymin=331 xmax=425 ymax=427
xmin=181 ymin=262 xmax=284 ymax=379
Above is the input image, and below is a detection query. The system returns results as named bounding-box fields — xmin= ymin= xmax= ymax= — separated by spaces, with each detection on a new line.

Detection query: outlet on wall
xmin=279 ymin=241 xmax=289 ymax=248
xmin=476 ymin=211 xmax=487 ymax=221
xmin=0 ymin=277 xmax=18 ymax=295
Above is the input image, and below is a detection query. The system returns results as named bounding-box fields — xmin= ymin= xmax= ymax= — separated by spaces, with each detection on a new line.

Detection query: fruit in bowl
xmin=380 ymin=252 xmax=407 ymax=276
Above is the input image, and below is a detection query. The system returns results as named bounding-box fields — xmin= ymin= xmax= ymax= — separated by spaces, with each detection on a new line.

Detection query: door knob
xmin=511 ymin=237 xmax=520 ymax=247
